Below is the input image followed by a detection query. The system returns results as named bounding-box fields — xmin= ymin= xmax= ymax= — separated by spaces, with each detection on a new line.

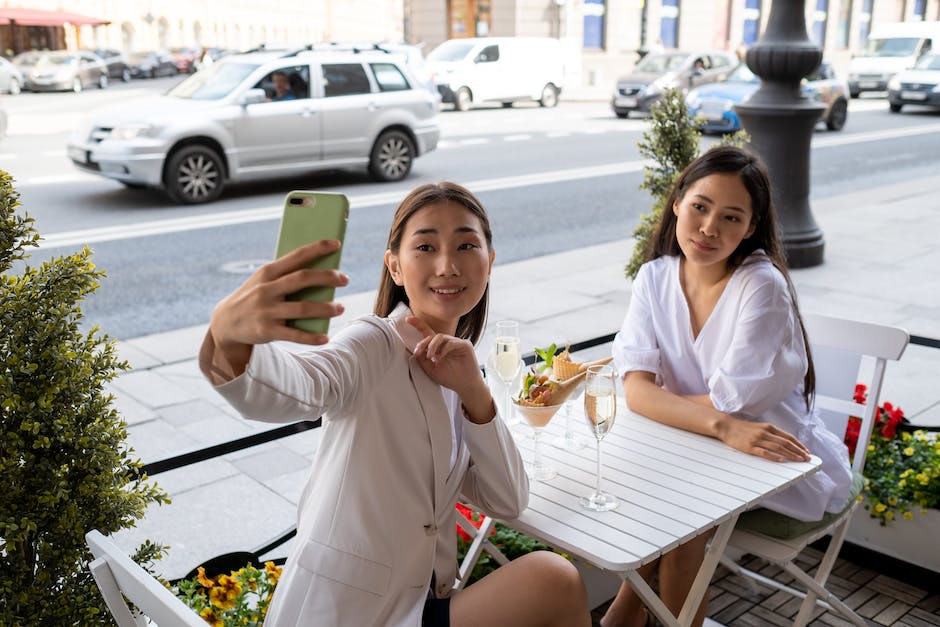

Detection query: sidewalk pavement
xmin=107 ymin=173 xmax=940 ymax=579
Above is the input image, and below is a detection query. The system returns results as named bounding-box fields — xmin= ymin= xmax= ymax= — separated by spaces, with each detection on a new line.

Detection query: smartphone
xmin=274 ymin=191 xmax=349 ymax=334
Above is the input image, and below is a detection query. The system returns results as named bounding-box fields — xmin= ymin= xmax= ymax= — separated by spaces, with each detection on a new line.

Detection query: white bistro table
xmin=504 ymin=398 xmax=821 ymax=627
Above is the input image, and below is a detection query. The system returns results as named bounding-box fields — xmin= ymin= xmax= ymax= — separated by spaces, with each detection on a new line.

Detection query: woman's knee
xmin=525 ymin=551 xmax=588 ymax=602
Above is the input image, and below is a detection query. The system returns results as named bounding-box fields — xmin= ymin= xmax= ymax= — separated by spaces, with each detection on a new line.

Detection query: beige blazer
xmin=199 ymin=305 xmax=528 ymax=626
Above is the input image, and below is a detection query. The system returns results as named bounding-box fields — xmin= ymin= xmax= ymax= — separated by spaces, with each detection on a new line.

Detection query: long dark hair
xmin=374 ymin=182 xmax=493 ymax=345
xmin=647 ymin=145 xmax=815 ymax=409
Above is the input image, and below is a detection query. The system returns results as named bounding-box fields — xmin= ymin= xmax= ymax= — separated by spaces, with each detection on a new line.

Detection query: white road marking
xmin=21 ymin=173 xmax=101 ymax=185
xmin=38 ymin=160 xmax=648 ymax=249
xmin=504 ymin=134 xmax=531 ymax=141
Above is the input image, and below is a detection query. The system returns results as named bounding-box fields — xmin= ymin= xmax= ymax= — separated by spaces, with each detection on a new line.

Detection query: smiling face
xmin=385 ymin=201 xmax=494 ymax=335
xmin=673 ymin=172 xmax=756 ymax=271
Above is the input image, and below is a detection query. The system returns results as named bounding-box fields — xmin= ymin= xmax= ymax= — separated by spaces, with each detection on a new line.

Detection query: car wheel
xmin=121 ymin=68 xmax=131 ymax=82
xmin=120 ymin=181 xmax=146 ymax=189
xmin=826 ymin=98 xmax=847 ymax=131
xmin=849 ymin=90 xmax=860 ymax=99
xmin=72 ymin=77 xmax=83 ymax=93
xmin=8 ymin=78 xmax=20 ymax=95
xmin=615 ymin=111 xmax=629 ymax=119
xmin=455 ymin=87 xmax=472 ymax=112
xmin=369 ymin=130 xmax=415 ymax=182
xmin=501 ymin=101 xmax=513 ymax=108
xmin=889 ymin=103 xmax=902 ymax=113
xmin=165 ymin=145 xmax=225 ymax=204
xmin=98 ymin=74 xmax=108 ymax=90
xmin=539 ymin=83 xmax=559 ymax=108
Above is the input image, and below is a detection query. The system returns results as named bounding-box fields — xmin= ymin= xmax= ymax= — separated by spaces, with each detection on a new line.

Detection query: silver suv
xmin=67 ymin=49 xmax=440 ymax=204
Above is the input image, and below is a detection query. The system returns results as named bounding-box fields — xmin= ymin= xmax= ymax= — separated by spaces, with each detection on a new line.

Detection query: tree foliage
xmin=625 ymin=88 xmax=750 ymax=279
xmin=0 ymin=170 xmax=169 ymax=625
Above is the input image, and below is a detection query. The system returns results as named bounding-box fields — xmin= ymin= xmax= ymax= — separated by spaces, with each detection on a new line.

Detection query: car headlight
xmin=110 ymin=124 xmax=157 ymax=140
xmin=887 ymin=76 xmax=901 ymax=91
xmin=932 ymin=84 xmax=940 ymax=93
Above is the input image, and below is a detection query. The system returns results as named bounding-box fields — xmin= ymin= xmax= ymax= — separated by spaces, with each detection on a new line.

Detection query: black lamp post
xmin=734 ymin=0 xmax=825 ymax=268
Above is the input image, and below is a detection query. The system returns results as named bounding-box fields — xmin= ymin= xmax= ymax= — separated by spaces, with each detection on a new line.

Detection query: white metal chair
xmin=720 ymin=313 xmax=909 ymax=626
xmin=86 ymin=529 xmax=205 ymax=627
xmin=454 ymin=508 xmax=509 ymax=590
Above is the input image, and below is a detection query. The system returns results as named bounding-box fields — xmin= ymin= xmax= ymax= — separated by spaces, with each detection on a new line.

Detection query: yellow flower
xmin=887 ymin=496 xmax=898 ymax=506
xmin=917 ymin=473 xmax=929 ymax=485
xmin=856 ymin=494 xmax=864 ymax=502
xmin=209 ymin=574 xmax=242 ymax=609
xmin=867 ymin=444 xmax=875 ymax=452
xmin=898 ymin=479 xmax=907 ymax=487
xmin=885 ymin=511 xmax=895 ymax=520
xmin=200 ymin=607 xmax=223 ymax=627
xmin=197 ymin=566 xmax=214 ymax=588
xmin=901 ymin=469 xmax=913 ymax=478
xmin=904 ymin=511 xmax=914 ymax=520
xmin=265 ymin=561 xmax=282 ymax=584
xmin=874 ymin=503 xmax=887 ymax=513
xmin=904 ymin=447 xmax=915 ymax=456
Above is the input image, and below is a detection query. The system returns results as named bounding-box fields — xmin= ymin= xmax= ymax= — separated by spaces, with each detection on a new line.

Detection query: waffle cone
xmin=552 ymin=356 xmax=581 ymax=381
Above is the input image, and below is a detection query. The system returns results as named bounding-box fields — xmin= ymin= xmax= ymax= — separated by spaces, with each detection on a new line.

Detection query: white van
xmin=848 ymin=21 xmax=940 ymax=97
xmin=427 ymin=37 xmax=566 ymax=110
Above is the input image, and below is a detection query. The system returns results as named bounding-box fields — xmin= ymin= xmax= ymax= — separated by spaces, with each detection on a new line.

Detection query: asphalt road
xmin=2 ymin=78 xmax=939 ymax=338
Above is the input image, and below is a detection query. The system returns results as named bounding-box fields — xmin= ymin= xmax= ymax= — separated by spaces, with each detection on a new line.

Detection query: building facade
xmin=405 ymin=0 xmax=940 ymax=90
xmin=1 ymin=0 xmax=403 ymax=56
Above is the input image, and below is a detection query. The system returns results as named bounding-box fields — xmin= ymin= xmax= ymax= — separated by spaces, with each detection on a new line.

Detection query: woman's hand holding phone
xmin=208 ymin=240 xmax=349 ymax=378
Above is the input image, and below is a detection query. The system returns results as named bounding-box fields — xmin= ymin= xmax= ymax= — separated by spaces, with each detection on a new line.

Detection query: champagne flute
xmin=580 ymin=364 xmax=618 ymax=511
xmin=492 ymin=320 xmax=522 ymax=426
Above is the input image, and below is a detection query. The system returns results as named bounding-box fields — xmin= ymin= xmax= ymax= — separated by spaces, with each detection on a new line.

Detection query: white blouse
xmin=612 ymin=252 xmax=852 ymax=521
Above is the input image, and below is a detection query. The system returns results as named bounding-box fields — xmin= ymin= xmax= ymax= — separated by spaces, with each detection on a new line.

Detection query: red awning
xmin=0 ymin=7 xmax=110 ymax=27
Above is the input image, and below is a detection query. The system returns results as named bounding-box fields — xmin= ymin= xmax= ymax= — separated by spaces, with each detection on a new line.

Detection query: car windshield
xmin=37 ymin=54 xmax=75 ymax=66
xmin=427 ymin=40 xmax=475 ymax=62
xmin=635 ymin=53 xmax=688 ymax=73
xmin=167 ymin=62 xmax=259 ymax=100
xmin=13 ymin=52 xmax=40 ymax=65
xmin=864 ymin=37 xmax=920 ymax=57
xmin=726 ymin=63 xmax=758 ymax=82
xmin=128 ymin=52 xmax=153 ymax=63
xmin=914 ymin=53 xmax=940 ymax=70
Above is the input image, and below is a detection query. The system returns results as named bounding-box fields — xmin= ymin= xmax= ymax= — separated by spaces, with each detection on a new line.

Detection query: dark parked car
xmin=92 ymin=48 xmax=131 ymax=82
xmin=127 ymin=51 xmax=178 ymax=79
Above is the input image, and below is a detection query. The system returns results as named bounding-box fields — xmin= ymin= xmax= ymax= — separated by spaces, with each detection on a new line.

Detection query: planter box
xmin=847 ymin=506 xmax=940 ymax=573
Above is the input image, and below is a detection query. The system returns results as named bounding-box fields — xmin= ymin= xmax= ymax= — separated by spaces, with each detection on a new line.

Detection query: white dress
xmin=612 ymin=252 xmax=852 ymax=521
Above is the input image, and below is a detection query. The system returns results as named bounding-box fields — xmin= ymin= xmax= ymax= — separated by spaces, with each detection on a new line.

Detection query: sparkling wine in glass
xmin=492 ymin=320 xmax=522 ymax=425
xmin=580 ymin=364 xmax=619 ymax=512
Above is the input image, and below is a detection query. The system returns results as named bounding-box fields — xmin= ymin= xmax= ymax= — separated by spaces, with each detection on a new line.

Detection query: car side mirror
xmin=240 ymin=88 xmax=267 ymax=106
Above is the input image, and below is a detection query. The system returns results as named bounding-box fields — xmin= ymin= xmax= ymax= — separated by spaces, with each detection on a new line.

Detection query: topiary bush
xmin=0 ymin=170 xmax=170 ymax=625
xmin=625 ymin=88 xmax=750 ymax=279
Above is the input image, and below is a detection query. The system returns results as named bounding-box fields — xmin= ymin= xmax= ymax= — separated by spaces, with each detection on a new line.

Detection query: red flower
xmin=853 ymin=384 xmax=868 ymax=404
xmin=843 ymin=383 xmax=907 ymax=455
xmin=455 ymin=503 xmax=495 ymax=542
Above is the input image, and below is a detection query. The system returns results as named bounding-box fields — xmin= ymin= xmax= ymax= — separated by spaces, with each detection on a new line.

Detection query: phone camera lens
xmin=289 ymin=197 xmax=304 ymax=205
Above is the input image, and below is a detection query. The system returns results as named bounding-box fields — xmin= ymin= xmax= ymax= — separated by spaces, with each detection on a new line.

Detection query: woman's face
xmin=673 ymin=172 xmax=756 ymax=270
xmin=385 ymin=201 xmax=494 ymax=335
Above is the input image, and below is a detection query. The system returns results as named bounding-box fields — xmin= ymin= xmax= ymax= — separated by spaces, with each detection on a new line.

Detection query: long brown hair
xmin=647 ymin=145 xmax=816 ymax=409
xmin=374 ymin=182 xmax=493 ymax=345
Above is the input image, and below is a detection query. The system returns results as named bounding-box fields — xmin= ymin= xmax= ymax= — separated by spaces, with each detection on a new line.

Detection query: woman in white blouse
xmin=601 ymin=146 xmax=852 ymax=627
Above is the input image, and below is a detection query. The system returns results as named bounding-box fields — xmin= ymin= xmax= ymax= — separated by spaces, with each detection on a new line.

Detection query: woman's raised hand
xmin=209 ymin=240 xmax=348 ymax=374
xmin=407 ymin=316 xmax=495 ymax=424
xmin=717 ymin=417 xmax=812 ymax=463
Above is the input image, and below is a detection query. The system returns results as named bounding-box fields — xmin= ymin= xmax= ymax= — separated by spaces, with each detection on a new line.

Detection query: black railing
xmin=137 ymin=330 xmax=940 ymax=585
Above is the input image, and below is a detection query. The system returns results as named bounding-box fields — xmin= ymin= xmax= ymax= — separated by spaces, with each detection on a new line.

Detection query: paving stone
xmin=708 ymin=591 xmax=740 ymax=615
xmin=916 ymin=597 xmax=940 ymax=613
xmin=112 ymin=369 xmax=199 ymax=408
xmin=760 ymin=589 xmax=797 ymax=612
xmin=230 ymin=446 xmax=310 ymax=482
xmin=906 ymin=607 xmax=940 ymax=626
xmin=157 ymin=398 xmax=237 ymax=428
xmin=176 ymin=410 xmax=255 ymax=447
xmin=843 ymin=586 xmax=881 ymax=611
xmin=262 ymin=468 xmax=309 ymax=505
xmin=745 ymin=603 xmax=792 ymax=626
xmin=145 ymin=457 xmax=239 ymax=495
xmin=107 ymin=383 xmax=157 ymax=426
xmin=125 ymin=419 xmax=198 ymax=464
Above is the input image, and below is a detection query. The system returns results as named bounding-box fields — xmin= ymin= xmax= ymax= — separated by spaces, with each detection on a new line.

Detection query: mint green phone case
xmin=274 ymin=191 xmax=349 ymax=334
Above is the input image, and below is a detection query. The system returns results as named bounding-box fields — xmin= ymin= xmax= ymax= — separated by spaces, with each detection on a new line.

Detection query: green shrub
xmin=0 ymin=170 xmax=169 ymax=625
xmin=626 ymin=88 xmax=750 ymax=279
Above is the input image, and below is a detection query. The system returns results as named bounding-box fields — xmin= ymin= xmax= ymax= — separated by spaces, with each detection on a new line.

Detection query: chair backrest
xmin=804 ymin=313 xmax=909 ymax=474
xmin=86 ymin=530 xmax=205 ymax=627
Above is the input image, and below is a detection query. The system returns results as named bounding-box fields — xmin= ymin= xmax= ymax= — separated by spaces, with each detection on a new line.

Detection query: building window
xmin=660 ymin=0 xmax=680 ymax=49
xmin=858 ymin=0 xmax=873 ymax=48
xmin=914 ymin=0 xmax=927 ymax=20
xmin=837 ymin=0 xmax=853 ymax=48
xmin=742 ymin=0 xmax=761 ymax=45
xmin=583 ymin=0 xmax=606 ymax=50
xmin=448 ymin=0 xmax=491 ymax=39
xmin=812 ymin=0 xmax=829 ymax=46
